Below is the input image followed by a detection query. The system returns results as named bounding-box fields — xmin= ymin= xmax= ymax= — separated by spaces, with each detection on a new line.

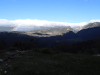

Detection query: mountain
xmin=36 ymin=31 xmax=82 ymax=48
xmin=82 ymin=22 xmax=100 ymax=29
xmin=0 ymin=26 xmax=15 ymax=31
xmin=0 ymin=22 xmax=100 ymax=48
xmin=76 ymin=26 xmax=100 ymax=41
xmin=24 ymin=26 xmax=74 ymax=37
xmin=0 ymin=31 xmax=79 ymax=48
xmin=75 ymin=22 xmax=100 ymax=41
xmin=71 ymin=26 xmax=84 ymax=33
xmin=0 ymin=31 xmax=39 ymax=47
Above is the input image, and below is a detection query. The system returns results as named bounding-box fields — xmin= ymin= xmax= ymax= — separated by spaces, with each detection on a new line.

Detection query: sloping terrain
xmin=0 ymin=50 xmax=100 ymax=75
xmin=0 ymin=22 xmax=100 ymax=49
xmin=76 ymin=27 xmax=100 ymax=41
xmin=82 ymin=22 xmax=100 ymax=29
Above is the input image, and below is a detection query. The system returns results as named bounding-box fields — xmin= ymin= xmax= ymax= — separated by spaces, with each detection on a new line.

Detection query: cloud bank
xmin=0 ymin=19 xmax=100 ymax=31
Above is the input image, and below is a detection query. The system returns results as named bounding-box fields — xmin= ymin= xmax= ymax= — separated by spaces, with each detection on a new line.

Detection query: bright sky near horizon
xmin=0 ymin=0 xmax=100 ymax=31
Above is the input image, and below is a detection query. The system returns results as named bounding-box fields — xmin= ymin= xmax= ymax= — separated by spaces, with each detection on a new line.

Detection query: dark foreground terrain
xmin=0 ymin=48 xmax=100 ymax=75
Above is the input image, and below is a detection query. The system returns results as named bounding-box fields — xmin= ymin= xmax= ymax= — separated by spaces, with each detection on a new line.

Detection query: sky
xmin=0 ymin=0 xmax=100 ymax=31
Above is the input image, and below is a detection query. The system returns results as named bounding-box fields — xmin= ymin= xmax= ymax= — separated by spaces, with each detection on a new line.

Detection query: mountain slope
xmin=82 ymin=22 xmax=100 ymax=29
xmin=76 ymin=26 xmax=100 ymax=41
xmin=1 ymin=22 xmax=100 ymax=48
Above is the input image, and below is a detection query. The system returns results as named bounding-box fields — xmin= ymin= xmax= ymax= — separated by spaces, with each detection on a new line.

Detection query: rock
xmin=4 ymin=71 xmax=7 ymax=73
xmin=6 ymin=52 xmax=10 ymax=54
xmin=26 ymin=56 xmax=29 ymax=57
xmin=0 ymin=69 xmax=2 ymax=71
xmin=16 ymin=50 xmax=19 ymax=52
xmin=8 ymin=65 xmax=11 ymax=67
xmin=8 ymin=61 xmax=11 ymax=63
xmin=3 ymin=57 xmax=10 ymax=61
xmin=5 ymin=64 xmax=8 ymax=66
xmin=0 ymin=59 xmax=3 ymax=62
xmin=93 ymin=54 xmax=100 ymax=56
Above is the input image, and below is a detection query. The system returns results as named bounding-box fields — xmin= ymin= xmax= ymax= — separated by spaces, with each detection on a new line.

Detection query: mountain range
xmin=0 ymin=22 xmax=100 ymax=48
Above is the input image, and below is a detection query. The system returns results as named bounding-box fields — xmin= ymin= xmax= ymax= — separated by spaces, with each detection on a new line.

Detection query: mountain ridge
xmin=0 ymin=22 xmax=100 ymax=48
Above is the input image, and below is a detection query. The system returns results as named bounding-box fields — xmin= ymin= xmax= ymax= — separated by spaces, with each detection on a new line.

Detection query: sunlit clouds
xmin=0 ymin=19 xmax=100 ymax=31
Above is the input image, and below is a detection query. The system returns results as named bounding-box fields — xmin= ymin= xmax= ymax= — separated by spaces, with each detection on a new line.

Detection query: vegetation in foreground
xmin=0 ymin=49 xmax=100 ymax=75
xmin=0 ymin=38 xmax=100 ymax=75
xmin=1 ymin=38 xmax=100 ymax=55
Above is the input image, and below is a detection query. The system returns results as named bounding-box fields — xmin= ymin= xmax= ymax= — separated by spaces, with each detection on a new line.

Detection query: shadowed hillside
xmin=76 ymin=27 xmax=100 ymax=41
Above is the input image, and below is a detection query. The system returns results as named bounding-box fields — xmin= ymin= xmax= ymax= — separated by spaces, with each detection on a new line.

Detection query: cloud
xmin=0 ymin=19 xmax=18 ymax=31
xmin=0 ymin=19 xmax=15 ymax=26
xmin=0 ymin=19 xmax=100 ymax=31
xmin=89 ymin=19 xmax=100 ymax=23
xmin=10 ymin=19 xmax=88 ymax=27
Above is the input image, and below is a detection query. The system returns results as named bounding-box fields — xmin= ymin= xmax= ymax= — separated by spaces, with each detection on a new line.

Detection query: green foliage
xmin=7 ymin=46 xmax=21 ymax=51
xmin=41 ymin=47 xmax=53 ymax=54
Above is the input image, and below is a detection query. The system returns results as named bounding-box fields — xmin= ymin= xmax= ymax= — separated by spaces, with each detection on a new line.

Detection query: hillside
xmin=82 ymin=22 xmax=100 ymax=29
xmin=1 ymin=22 xmax=100 ymax=49
xmin=76 ymin=26 xmax=100 ymax=41
xmin=0 ymin=50 xmax=100 ymax=75
xmin=0 ymin=22 xmax=100 ymax=52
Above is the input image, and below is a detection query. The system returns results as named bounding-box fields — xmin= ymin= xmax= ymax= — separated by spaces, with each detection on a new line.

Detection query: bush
xmin=33 ymin=48 xmax=42 ymax=52
xmin=41 ymin=47 xmax=53 ymax=54
xmin=7 ymin=46 xmax=21 ymax=51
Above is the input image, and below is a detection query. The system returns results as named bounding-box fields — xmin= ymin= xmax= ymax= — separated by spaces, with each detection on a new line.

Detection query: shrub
xmin=41 ymin=47 xmax=53 ymax=54
xmin=7 ymin=46 xmax=21 ymax=51
xmin=34 ymin=48 xmax=42 ymax=52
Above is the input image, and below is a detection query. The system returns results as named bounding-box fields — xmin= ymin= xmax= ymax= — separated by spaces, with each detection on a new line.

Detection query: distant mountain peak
xmin=82 ymin=22 xmax=100 ymax=29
